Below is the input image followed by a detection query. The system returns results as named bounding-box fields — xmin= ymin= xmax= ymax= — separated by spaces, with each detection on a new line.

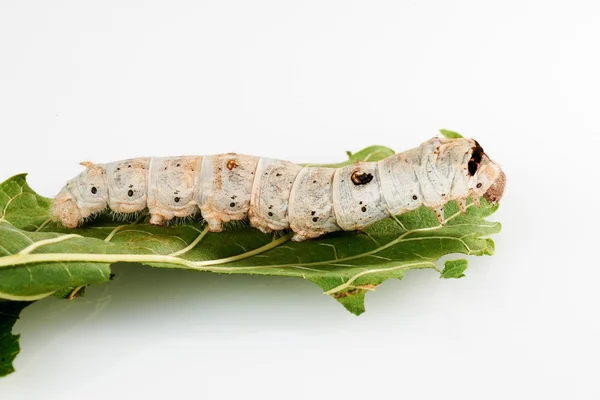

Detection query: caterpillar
xmin=52 ymin=136 xmax=505 ymax=241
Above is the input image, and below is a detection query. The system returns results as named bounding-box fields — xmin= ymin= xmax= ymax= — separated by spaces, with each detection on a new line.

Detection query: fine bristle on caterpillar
xmin=52 ymin=136 xmax=505 ymax=242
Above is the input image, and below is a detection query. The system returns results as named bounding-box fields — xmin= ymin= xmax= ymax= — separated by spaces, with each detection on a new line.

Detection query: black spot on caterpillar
xmin=468 ymin=140 xmax=485 ymax=176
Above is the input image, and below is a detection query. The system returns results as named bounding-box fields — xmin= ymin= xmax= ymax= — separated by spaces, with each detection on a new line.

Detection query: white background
xmin=1 ymin=1 xmax=599 ymax=399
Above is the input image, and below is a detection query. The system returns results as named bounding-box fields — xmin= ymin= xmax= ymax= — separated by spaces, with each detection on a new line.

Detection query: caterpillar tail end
xmin=52 ymin=190 xmax=83 ymax=228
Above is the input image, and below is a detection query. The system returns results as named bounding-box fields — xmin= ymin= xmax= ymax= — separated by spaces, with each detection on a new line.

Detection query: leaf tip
xmin=441 ymin=259 xmax=468 ymax=279
xmin=0 ymin=301 xmax=34 ymax=378
xmin=484 ymin=238 xmax=496 ymax=255
xmin=331 ymin=289 xmax=367 ymax=315
xmin=439 ymin=129 xmax=464 ymax=139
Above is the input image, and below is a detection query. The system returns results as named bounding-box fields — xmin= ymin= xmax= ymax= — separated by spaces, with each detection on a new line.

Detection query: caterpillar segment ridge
xmin=52 ymin=136 xmax=505 ymax=242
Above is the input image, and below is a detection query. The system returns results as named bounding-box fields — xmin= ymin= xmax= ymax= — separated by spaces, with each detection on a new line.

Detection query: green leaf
xmin=441 ymin=258 xmax=469 ymax=279
xmin=0 ymin=174 xmax=53 ymax=231
xmin=0 ymin=146 xmax=501 ymax=313
xmin=0 ymin=145 xmax=503 ymax=376
xmin=0 ymin=301 xmax=33 ymax=377
xmin=345 ymin=145 xmax=396 ymax=163
xmin=439 ymin=129 xmax=464 ymax=139
xmin=304 ymin=145 xmax=395 ymax=168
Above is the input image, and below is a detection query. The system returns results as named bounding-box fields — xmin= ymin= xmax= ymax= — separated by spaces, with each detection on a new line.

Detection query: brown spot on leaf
xmin=332 ymin=289 xmax=362 ymax=299
xmin=331 ymin=284 xmax=378 ymax=299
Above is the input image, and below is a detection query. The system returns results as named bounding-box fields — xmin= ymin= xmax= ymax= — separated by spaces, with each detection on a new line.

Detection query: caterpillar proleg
xmin=53 ymin=136 xmax=505 ymax=241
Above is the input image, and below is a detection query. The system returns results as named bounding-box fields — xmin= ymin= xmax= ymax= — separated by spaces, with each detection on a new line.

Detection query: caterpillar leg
xmin=458 ymin=199 xmax=467 ymax=213
xmin=199 ymin=206 xmax=242 ymax=232
xmin=472 ymin=196 xmax=481 ymax=208
xmin=149 ymin=206 xmax=198 ymax=225
xmin=205 ymin=218 xmax=224 ymax=232
xmin=291 ymin=230 xmax=326 ymax=242
xmin=198 ymin=209 xmax=224 ymax=232
xmin=149 ymin=212 xmax=168 ymax=225
xmin=291 ymin=233 xmax=308 ymax=242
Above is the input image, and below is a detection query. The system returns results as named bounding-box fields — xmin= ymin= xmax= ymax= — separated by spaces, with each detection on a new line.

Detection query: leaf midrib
xmin=0 ymin=205 xmax=497 ymax=274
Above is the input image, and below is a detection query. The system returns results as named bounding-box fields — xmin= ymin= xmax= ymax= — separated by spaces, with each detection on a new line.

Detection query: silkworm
xmin=52 ymin=136 xmax=505 ymax=241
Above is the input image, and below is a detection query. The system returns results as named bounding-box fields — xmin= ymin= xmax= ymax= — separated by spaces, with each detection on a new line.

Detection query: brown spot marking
xmin=332 ymin=289 xmax=362 ymax=299
xmin=213 ymin=157 xmax=223 ymax=190
xmin=359 ymin=284 xmax=378 ymax=290
xmin=332 ymin=284 xmax=378 ymax=299
xmin=351 ymin=171 xmax=374 ymax=185
xmin=226 ymin=159 xmax=240 ymax=170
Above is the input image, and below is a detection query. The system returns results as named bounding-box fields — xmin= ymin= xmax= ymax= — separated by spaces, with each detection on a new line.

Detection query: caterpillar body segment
xmin=147 ymin=156 xmax=202 ymax=225
xmin=332 ymin=162 xmax=388 ymax=231
xmin=288 ymin=166 xmax=339 ymax=241
xmin=197 ymin=154 xmax=259 ymax=231
xmin=52 ymin=136 xmax=505 ymax=241
xmin=249 ymin=158 xmax=302 ymax=233
xmin=105 ymin=157 xmax=150 ymax=214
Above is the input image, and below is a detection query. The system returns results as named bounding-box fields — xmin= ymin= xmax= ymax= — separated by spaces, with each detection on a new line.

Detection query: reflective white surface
xmin=1 ymin=1 xmax=599 ymax=398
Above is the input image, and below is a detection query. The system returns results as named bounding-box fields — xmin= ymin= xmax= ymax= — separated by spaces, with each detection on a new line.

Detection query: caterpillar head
xmin=467 ymin=140 xmax=505 ymax=204
xmin=52 ymin=162 xmax=108 ymax=228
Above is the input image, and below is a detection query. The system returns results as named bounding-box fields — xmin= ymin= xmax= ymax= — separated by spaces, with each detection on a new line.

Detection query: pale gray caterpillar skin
xmin=53 ymin=136 xmax=505 ymax=242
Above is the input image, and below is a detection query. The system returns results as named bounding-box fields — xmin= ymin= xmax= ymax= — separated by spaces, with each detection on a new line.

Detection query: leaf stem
xmin=323 ymin=261 xmax=436 ymax=295
xmin=0 ymin=233 xmax=293 ymax=272
xmin=19 ymin=234 xmax=82 ymax=255
xmin=35 ymin=217 xmax=53 ymax=232
xmin=168 ymin=225 xmax=210 ymax=257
